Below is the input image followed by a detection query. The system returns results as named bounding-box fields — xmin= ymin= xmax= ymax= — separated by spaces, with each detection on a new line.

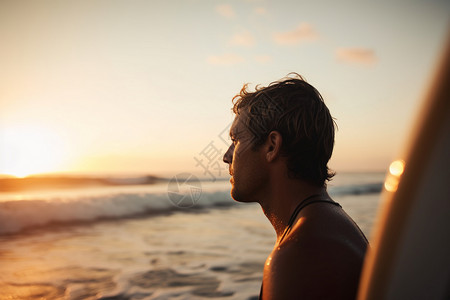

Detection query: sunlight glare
xmin=0 ymin=125 xmax=65 ymax=177
xmin=384 ymin=159 xmax=405 ymax=192
xmin=389 ymin=160 xmax=405 ymax=177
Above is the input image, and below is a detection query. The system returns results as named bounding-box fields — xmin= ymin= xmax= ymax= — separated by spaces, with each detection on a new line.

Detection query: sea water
xmin=0 ymin=172 xmax=385 ymax=300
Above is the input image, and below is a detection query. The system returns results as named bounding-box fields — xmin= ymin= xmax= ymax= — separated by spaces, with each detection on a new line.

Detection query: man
xmin=223 ymin=74 xmax=368 ymax=299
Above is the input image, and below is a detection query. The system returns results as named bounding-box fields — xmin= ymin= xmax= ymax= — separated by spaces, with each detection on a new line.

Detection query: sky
xmin=0 ymin=0 xmax=449 ymax=178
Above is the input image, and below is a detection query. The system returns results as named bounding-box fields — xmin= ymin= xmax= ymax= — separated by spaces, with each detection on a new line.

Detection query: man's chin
xmin=230 ymin=186 xmax=254 ymax=203
xmin=230 ymin=186 xmax=241 ymax=202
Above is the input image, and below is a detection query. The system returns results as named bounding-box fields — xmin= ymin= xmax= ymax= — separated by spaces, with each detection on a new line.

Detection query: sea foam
xmin=0 ymin=189 xmax=233 ymax=234
xmin=0 ymin=181 xmax=382 ymax=235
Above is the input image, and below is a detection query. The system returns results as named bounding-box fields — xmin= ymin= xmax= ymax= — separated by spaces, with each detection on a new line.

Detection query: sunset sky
xmin=0 ymin=0 xmax=449 ymax=178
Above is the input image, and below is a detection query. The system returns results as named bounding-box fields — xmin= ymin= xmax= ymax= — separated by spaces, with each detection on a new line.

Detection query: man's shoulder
xmin=274 ymin=206 xmax=367 ymax=270
xmin=264 ymin=236 xmax=365 ymax=299
xmin=262 ymin=202 xmax=368 ymax=299
xmin=291 ymin=200 xmax=368 ymax=250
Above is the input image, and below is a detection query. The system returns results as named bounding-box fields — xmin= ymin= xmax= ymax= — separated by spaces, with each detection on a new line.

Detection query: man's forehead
xmin=229 ymin=114 xmax=246 ymax=137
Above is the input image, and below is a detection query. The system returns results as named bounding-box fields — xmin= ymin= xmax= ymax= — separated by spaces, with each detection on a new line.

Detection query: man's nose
xmin=223 ymin=144 xmax=234 ymax=164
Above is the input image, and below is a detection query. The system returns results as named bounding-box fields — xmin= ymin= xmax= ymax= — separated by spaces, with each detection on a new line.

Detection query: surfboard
xmin=357 ymin=34 xmax=450 ymax=300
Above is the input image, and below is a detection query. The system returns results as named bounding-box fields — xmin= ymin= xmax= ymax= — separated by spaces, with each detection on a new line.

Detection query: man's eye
xmin=231 ymin=138 xmax=237 ymax=144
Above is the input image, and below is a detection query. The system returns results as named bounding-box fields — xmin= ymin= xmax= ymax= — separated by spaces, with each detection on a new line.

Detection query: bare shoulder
xmin=262 ymin=202 xmax=368 ymax=299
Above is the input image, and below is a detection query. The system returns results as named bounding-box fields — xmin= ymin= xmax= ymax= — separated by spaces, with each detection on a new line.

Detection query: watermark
xmin=193 ymin=91 xmax=283 ymax=182
xmin=245 ymin=92 xmax=283 ymax=144
xmin=167 ymin=90 xmax=282 ymax=207
xmin=167 ymin=173 xmax=202 ymax=208
xmin=193 ymin=122 xmax=232 ymax=182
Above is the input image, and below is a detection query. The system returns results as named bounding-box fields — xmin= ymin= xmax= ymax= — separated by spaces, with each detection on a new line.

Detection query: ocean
xmin=0 ymin=172 xmax=385 ymax=300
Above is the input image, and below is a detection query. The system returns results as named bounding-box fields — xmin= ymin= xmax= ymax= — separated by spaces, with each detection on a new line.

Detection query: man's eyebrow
xmin=229 ymin=129 xmax=237 ymax=138
xmin=230 ymin=129 xmax=244 ymax=139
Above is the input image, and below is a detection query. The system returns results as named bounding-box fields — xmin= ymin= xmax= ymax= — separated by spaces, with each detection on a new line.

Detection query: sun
xmin=0 ymin=124 xmax=66 ymax=177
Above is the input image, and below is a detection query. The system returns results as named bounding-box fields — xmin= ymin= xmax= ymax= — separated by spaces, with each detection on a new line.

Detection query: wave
xmin=0 ymin=190 xmax=234 ymax=235
xmin=0 ymin=182 xmax=382 ymax=235
xmin=328 ymin=182 xmax=383 ymax=196
xmin=0 ymin=175 xmax=166 ymax=192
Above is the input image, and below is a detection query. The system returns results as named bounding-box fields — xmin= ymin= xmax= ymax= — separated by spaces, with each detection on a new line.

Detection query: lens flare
xmin=384 ymin=160 xmax=405 ymax=192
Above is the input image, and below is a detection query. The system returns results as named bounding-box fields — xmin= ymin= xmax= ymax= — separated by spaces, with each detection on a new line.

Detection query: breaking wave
xmin=0 ymin=181 xmax=382 ymax=235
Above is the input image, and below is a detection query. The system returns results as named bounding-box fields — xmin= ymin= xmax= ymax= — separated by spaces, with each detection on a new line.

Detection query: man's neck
xmin=259 ymin=176 xmax=327 ymax=240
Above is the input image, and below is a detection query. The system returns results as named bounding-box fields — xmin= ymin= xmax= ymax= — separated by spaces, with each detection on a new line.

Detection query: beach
xmin=0 ymin=172 xmax=384 ymax=299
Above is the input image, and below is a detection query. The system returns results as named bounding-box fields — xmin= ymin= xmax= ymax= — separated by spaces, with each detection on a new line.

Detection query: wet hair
xmin=232 ymin=73 xmax=336 ymax=186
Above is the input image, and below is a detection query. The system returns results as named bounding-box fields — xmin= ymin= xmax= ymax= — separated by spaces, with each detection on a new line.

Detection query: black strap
xmin=278 ymin=196 xmax=341 ymax=244
xmin=259 ymin=196 xmax=342 ymax=299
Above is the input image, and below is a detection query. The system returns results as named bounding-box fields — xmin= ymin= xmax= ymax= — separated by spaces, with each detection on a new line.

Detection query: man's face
xmin=223 ymin=113 xmax=268 ymax=202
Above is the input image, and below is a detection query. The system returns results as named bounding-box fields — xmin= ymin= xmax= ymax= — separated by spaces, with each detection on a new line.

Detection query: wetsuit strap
xmin=279 ymin=198 xmax=341 ymax=245
xmin=286 ymin=194 xmax=320 ymax=228
xmin=260 ymin=197 xmax=342 ymax=299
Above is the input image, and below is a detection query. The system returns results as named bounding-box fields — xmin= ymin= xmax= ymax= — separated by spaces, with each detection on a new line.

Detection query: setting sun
xmin=0 ymin=125 xmax=66 ymax=177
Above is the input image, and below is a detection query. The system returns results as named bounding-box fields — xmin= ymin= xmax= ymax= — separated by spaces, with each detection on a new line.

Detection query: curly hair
xmin=232 ymin=73 xmax=336 ymax=186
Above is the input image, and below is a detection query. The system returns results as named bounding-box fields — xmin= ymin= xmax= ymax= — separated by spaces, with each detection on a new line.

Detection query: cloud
xmin=230 ymin=31 xmax=255 ymax=47
xmin=273 ymin=22 xmax=319 ymax=45
xmin=336 ymin=48 xmax=377 ymax=65
xmin=254 ymin=7 xmax=267 ymax=16
xmin=207 ymin=54 xmax=244 ymax=65
xmin=216 ymin=4 xmax=235 ymax=18
xmin=254 ymin=55 xmax=272 ymax=63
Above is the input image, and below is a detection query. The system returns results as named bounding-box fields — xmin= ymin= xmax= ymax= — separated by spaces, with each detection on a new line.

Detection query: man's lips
xmin=229 ymin=168 xmax=234 ymax=183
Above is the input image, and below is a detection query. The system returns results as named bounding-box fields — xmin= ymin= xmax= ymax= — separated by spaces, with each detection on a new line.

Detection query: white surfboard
xmin=357 ymin=34 xmax=450 ymax=300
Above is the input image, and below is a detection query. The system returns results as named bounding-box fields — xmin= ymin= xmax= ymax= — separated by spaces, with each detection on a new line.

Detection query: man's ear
xmin=265 ymin=131 xmax=282 ymax=163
